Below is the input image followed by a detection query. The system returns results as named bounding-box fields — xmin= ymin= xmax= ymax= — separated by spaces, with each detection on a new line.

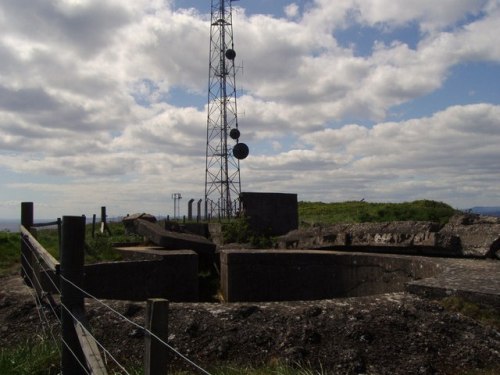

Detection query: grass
xmin=298 ymin=199 xmax=457 ymax=226
xmin=207 ymin=363 xmax=327 ymax=374
xmin=1 ymin=200 xmax=459 ymax=274
xmin=0 ymin=337 xmax=59 ymax=375
xmin=169 ymin=362 xmax=327 ymax=375
xmin=0 ymin=338 xmax=329 ymax=375
xmin=0 ymin=232 xmax=20 ymax=276
xmin=458 ymin=369 xmax=500 ymax=375
xmin=441 ymin=296 xmax=500 ymax=329
xmin=0 ymin=337 xmax=326 ymax=375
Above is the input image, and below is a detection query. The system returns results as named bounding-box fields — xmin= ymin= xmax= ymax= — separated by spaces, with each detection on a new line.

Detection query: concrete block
xmin=220 ymin=250 xmax=440 ymax=302
xmin=84 ymin=250 xmax=199 ymax=301
xmin=134 ymin=218 xmax=216 ymax=255
xmin=240 ymin=192 xmax=298 ymax=236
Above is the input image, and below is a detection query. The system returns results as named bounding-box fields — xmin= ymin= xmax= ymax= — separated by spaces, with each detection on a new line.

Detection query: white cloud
xmin=284 ymin=3 xmax=300 ymax=19
xmin=306 ymin=0 xmax=494 ymax=33
xmin=295 ymin=104 xmax=500 ymax=205
xmin=0 ymin=1 xmax=499 ymax=217
xmin=236 ymin=104 xmax=500 ymax=206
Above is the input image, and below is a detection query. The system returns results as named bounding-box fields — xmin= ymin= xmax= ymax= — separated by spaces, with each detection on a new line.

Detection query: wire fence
xmin=18 ymin=212 xmax=213 ymax=375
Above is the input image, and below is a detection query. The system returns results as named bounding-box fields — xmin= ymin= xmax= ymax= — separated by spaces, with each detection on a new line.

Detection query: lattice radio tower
xmin=205 ymin=0 xmax=249 ymax=220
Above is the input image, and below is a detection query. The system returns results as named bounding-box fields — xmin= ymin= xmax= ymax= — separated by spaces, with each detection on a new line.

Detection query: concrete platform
xmin=220 ymin=249 xmax=500 ymax=307
xmin=406 ymin=257 xmax=500 ymax=308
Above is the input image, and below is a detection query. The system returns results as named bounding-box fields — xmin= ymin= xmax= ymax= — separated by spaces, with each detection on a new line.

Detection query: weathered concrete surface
xmin=277 ymin=214 xmax=500 ymax=258
xmin=83 ymin=250 xmax=199 ymax=301
xmin=220 ymin=249 xmax=500 ymax=308
xmin=122 ymin=213 xmax=157 ymax=234
xmin=132 ymin=218 xmax=216 ymax=255
xmin=407 ymin=258 xmax=500 ymax=309
xmin=439 ymin=214 xmax=500 ymax=258
xmin=220 ymin=250 xmax=441 ymax=302
xmin=113 ymin=246 xmax=176 ymax=260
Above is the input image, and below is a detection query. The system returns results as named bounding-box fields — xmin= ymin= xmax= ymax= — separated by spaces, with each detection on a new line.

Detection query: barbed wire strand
xmin=20 ymin=246 xmax=62 ymax=322
xmin=19 ymin=260 xmax=61 ymax=354
xmin=59 ymin=302 xmax=131 ymax=375
xmin=21 ymin=233 xmax=211 ymax=374
xmin=60 ymin=336 xmax=92 ymax=375
xmin=60 ymin=274 xmax=212 ymax=375
xmin=21 ymin=242 xmax=62 ymax=300
xmin=20 ymin=241 xmax=130 ymax=375
xmin=21 ymin=235 xmax=63 ymax=318
xmin=20 ymin=250 xmax=61 ymax=322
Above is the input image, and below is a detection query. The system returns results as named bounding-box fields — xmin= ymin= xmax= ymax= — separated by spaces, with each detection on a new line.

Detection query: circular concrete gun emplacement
xmin=220 ymin=250 xmax=500 ymax=308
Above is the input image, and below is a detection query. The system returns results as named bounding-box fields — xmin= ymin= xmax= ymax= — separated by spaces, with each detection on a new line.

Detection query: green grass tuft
xmin=298 ymin=199 xmax=456 ymax=226
xmin=205 ymin=361 xmax=327 ymax=375
xmin=441 ymin=296 xmax=500 ymax=329
xmin=221 ymin=218 xmax=274 ymax=248
xmin=0 ymin=232 xmax=21 ymax=276
xmin=0 ymin=337 xmax=60 ymax=375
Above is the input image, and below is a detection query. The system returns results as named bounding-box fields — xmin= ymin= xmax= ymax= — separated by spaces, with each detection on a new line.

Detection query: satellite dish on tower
xmin=233 ymin=142 xmax=249 ymax=160
xmin=225 ymin=49 xmax=236 ymax=60
xmin=229 ymin=128 xmax=240 ymax=140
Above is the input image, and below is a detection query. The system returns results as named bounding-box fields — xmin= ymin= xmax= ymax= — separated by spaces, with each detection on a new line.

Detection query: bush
xmin=0 ymin=337 xmax=59 ymax=375
xmin=221 ymin=218 xmax=274 ymax=248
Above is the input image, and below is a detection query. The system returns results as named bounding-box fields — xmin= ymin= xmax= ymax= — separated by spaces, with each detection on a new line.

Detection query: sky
xmin=1 ymin=0 xmax=500 ymax=219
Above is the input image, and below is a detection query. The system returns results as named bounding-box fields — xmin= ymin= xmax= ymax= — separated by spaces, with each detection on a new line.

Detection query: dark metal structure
xmin=205 ymin=0 xmax=248 ymax=220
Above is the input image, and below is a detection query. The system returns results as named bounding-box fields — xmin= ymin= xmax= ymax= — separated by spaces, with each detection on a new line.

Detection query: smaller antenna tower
xmin=171 ymin=193 xmax=182 ymax=219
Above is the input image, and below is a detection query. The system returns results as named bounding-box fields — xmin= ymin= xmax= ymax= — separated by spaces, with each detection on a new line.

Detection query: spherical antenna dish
xmin=225 ymin=49 xmax=236 ymax=60
xmin=229 ymin=128 xmax=240 ymax=140
xmin=233 ymin=143 xmax=249 ymax=160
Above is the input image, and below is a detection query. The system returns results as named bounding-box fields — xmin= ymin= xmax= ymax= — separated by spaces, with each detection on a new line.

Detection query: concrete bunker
xmin=220 ymin=250 xmax=444 ymax=302
xmin=119 ymin=211 xmax=500 ymax=306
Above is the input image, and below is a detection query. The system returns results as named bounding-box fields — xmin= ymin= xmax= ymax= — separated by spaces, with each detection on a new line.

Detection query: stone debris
xmin=130 ymin=218 xmax=216 ymax=255
xmin=278 ymin=214 xmax=500 ymax=258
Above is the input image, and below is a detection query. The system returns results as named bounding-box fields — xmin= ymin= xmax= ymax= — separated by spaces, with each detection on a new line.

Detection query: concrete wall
xmin=84 ymin=250 xmax=199 ymax=301
xmin=240 ymin=192 xmax=298 ymax=236
xmin=220 ymin=250 xmax=441 ymax=302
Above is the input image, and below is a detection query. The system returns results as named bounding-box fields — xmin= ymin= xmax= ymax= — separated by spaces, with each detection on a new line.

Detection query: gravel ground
xmin=1 ymin=274 xmax=499 ymax=374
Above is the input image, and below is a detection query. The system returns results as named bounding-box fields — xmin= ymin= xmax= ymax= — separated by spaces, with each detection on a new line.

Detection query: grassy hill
xmin=1 ymin=200 xmax=457 ymax=274
xmin=298 ymin=199 xmax=457 ymax=226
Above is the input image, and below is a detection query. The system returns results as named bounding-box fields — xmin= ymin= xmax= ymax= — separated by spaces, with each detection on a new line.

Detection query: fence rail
xmin=18 ymin=202 xmax=211 ymax=375
xmin=20 ymin=225 xmax=59 ymax=272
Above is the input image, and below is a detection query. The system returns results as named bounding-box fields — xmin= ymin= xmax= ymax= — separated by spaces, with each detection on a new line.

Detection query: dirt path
xmin=1 ymin=274 xmax=499 ymax=374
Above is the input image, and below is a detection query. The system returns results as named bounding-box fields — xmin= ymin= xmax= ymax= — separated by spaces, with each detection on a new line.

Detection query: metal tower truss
xmin=205 ymin=0 xmax=248 ymax=220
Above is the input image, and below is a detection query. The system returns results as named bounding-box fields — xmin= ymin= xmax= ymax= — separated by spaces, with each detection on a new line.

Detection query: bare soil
xmin=1 ymin=273 xmax=499 ymax=375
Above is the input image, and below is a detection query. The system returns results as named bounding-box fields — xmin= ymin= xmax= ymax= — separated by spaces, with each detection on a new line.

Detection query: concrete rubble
xmin=124 ymin=216 xmax=216 ymax=255
xmin=277 ymin=213 xmax=500 ymax=259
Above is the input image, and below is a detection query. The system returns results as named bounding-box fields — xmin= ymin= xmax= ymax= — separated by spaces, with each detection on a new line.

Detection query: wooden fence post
xmin=57 ymin=217 xmax=62 ymax=252
xmin=20 ymin=202 xmax=34 ymax=286
xmin=145 ymin=298 xmax=169 ymax=375
xmin=60 ymin=215 xmax=87 ymax=375
xmin=100 ymin=206 xmax=111 ymax=235
xmin=100 ymin=207 xmax=106 ymax=234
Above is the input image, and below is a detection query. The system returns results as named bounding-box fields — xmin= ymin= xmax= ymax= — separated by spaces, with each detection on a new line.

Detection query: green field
xmin=0 ymin=200 xmax=458 ymax=275
xmin=298 ymin=199 xmax=456 ymax=225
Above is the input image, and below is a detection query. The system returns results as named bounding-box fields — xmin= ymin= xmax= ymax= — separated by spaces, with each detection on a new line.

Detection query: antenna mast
xmin=205 ymin=0 xmax=249 ymax=220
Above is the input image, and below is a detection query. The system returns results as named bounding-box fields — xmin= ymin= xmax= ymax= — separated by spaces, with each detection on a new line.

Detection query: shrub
xmin=221 ymin=218 xmax=274 ymax=248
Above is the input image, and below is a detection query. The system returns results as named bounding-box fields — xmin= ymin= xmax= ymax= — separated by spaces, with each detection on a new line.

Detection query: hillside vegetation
xmin=0 ymin=200 xmax=457 ymax=273
xmin=298 ymin=199 xmax=457 ymax=226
